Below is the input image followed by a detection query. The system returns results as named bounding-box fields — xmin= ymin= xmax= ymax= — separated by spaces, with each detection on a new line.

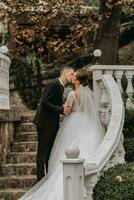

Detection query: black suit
xmin=33 ymin=78 xmax=64 ymax=181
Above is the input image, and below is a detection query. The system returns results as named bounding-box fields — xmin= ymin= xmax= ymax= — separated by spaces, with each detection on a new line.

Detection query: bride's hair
xmin=76 ymin=69 xmax=89 ymax=87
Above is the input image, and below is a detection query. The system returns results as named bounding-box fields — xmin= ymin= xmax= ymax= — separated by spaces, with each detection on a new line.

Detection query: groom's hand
xmin=63 ymin=105 xmax=72 ymax=115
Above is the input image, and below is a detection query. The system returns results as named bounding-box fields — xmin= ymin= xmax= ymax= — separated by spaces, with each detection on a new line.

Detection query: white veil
xmin=76 ymin=85 xmax=99 ymax=121
xmin=19 ymin=84 xmax=104 ymax=200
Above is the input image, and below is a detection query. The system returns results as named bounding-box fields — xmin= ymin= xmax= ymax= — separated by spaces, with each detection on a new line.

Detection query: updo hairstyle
xmin=75 ymin=69 xmax=89 ymax=87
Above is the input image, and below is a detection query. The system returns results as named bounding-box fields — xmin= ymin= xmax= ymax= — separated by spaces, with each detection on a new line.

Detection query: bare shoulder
xmin=68 ymin=90 xmax=75 ymax=97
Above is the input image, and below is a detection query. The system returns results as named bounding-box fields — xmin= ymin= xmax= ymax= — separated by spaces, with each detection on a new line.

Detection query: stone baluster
xmin=0 ymin=46 xmax=10 ymax=109
xmin=99 ymin=80 xmax=110 ymax=129
xmin=117 ymin=134 xmax=125 ymax=164
xmin=61 ymin=145 xmax=85 ymax=200
xmin=91 ymin=68 xmax=103 ymax=110
xmin=125 ymin=70 xmax=134 ymax=109
xmin=84 ymin=172 xmax=99 ymax=200
xmin=114 ymin=70 xmax=124 ymax=93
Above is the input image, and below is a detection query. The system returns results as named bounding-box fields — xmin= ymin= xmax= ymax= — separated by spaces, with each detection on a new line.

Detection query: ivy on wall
xmin=10 ymin=55 xmax=42 ymax=109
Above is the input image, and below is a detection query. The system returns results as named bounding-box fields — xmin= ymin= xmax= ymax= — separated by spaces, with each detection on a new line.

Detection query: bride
xmin=19 ymin=69 xmax=104 ymax=200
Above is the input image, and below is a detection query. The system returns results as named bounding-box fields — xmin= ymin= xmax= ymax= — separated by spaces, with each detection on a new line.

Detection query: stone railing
xmin=84 ymin=74 xmax=125 ymax=200
xmin=62 ymin=72 xmax=125 ymax=200
xmin=91 ymin=65 xmax=134 ymax=110
xmin=0 ymin=48 xmax=21 ymax=164
xmin=0 ymin=48 xmax=11 ymax=109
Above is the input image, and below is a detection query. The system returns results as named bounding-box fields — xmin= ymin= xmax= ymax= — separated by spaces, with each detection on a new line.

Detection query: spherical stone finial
xmin=65 ymin=145 xmax=80 ymax=159
xmin=0 ymin=46 xmax=8 ymax=54
xmin=93 ymin=49 xmax=102 ymax=57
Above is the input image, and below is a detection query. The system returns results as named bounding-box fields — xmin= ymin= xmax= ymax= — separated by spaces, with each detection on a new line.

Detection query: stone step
xmin=21 ymin=114 xmax=64 ymax=123
xmin=21 ymin=114 xmax=35 ymax=123
xmin=15 ymin=132 xmax=37 ymax=142
xmin=7 ymin=152 xmax=36 ymax=164
xmin=0 ymin=175 xmax=36 ymax=189
xmin=16 ymin=123 xmax=36 ymax=133
xmin=20 ymin=113 xmax=64 ymax=123
xmin=0 ymin=163 xmax=36 ymax=176
xmin=0 ymin=188 xmax=28 ymax=200
xmin=11 ymin=142 xmax=37 ymax=152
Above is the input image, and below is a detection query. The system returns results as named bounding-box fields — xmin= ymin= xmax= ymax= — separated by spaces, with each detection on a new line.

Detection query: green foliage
xmin=123 ymin=109 xmax=134 ymax=162
xmin=0 ymin=33 xmax=3 ymax=44
xmin=0 ymin=32 xmax=8 ymax=46
xmin=124 ymin=138 xmax=134 ymax=162
xmin=123 ymin=109 xmax=134 ymax=138
xmin=10 ymin=55 xmax=42 ymax=109
xmin=93 ymin=163 xmax=134 ymax=200
xmin=93 ymin=109 xmax=134 ymax=199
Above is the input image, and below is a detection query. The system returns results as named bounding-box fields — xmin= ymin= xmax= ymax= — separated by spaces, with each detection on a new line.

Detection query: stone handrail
xmin=62 ymin=73 xmax=125 ymax=200
xmin=84 ymin=74 xmax=125 ymax=200
xmin=90 ymin=65 xmax=134 ymax=109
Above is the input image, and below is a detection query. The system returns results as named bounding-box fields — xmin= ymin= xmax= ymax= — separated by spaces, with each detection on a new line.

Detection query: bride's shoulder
xmin=68 ymin=90 xmax=75 ymax=96
xmin=68 ymin=90 xmax=79 ymax=100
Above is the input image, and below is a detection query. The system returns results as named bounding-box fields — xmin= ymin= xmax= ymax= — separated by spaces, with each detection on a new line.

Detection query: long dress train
xmin=19 ymin=85 xmax=105 ymax=200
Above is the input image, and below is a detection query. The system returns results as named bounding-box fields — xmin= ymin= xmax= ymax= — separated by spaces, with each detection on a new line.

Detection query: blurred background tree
xmin=0 ymin=0 xmax=133 ymax=108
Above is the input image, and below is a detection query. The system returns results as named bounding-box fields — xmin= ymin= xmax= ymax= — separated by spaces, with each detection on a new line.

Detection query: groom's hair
xmin=60 ymin=66 xmax=74 ymax=75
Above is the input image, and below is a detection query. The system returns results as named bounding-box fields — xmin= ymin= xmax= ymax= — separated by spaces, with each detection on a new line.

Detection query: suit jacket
xmin=33 ymin=78 xmax=64 ymax=132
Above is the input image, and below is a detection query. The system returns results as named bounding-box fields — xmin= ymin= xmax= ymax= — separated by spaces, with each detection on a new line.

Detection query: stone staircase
xmin=0 ymin=114 xmax=37 ymax=200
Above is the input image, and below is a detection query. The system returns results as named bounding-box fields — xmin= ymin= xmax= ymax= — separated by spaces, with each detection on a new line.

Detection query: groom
xmin=33 ymin=67 xmax=74 ymax=182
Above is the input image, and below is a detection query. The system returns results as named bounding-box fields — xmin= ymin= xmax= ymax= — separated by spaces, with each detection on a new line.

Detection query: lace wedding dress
xmin=19 ymin=85 xmax=104 ymax=200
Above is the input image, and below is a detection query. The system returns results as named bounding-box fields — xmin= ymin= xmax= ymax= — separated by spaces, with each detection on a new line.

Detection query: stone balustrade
xmin=62 ymin=72 xmax=125 ymax=200
xmin=0 ymin=48 xmax=21 ymax=164
xmin=84 ymin=74 xmax=125 ymax=200
xmin=0 ymin=50 xmax=11 ymax=109
xmin=90 ymin=65 xmax=134 ymax=110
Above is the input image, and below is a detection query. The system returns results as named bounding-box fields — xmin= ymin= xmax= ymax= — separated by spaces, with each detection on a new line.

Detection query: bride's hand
xmin=63 ymin=105 xmax=72 ymax=115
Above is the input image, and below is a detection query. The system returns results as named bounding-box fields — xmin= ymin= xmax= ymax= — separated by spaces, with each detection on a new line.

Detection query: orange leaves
xmin=104 ymin=0 xmax=129 ymax=11
xmin=1 ymin=0 xmax=123 ymax=61
xmin=38 ymin=47 xmax=44 ymax=53
xmin=20 ymin=29 xmax=34 ymax=38
xmin=12 ymin=28 xmax=35 ymax=45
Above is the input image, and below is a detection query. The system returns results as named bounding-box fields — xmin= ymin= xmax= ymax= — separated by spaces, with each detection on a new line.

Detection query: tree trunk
xmin=95 ymin=0 xmax=121 ymax=65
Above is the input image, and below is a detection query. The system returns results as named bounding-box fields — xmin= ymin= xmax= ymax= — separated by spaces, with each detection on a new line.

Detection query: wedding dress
xmin=19 ymin=85 xmax=104 ymax=200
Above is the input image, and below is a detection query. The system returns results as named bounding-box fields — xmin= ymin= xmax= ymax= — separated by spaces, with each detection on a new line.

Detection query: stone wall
xmin=0 ymin=109 xmax=21 ymax=164
xmin=10 ymin=89 xmax=27 ymax=109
